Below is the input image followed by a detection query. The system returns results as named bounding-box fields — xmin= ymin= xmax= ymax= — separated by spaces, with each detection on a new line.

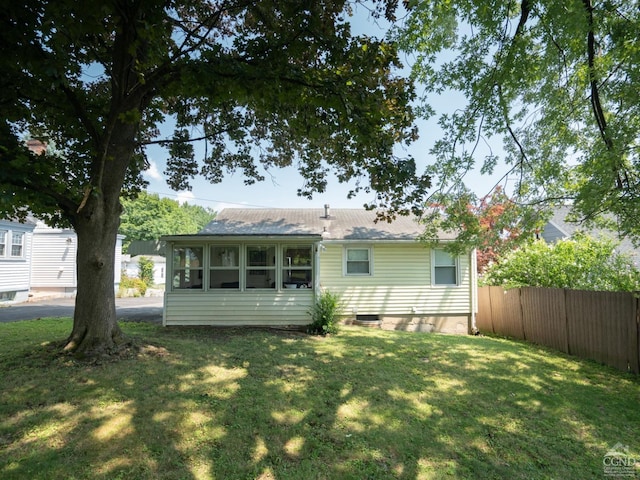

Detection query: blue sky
xmin=142 ymin=6 xmax=512 ymax=212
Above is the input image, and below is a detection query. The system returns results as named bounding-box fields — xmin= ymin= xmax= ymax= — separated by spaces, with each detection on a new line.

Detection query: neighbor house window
xmin=210 ymin=245 xmax=240 ymax=289
xmin=345 ymin=247 xmax=371 ymax=275
xmin=11 ymin=232 xmax=24 ymax=257
xmin=282 ymin=245 xmax=313 ymax=289
xmin=0 ymin=231 xmax=6 ymax=257
xmin=172 ymin=246 xmax=204 ymax=290
xmin=433 ymin=249 xmax=458 ymax=285
xmin=246 ymin=245 xmax=276 ymax=289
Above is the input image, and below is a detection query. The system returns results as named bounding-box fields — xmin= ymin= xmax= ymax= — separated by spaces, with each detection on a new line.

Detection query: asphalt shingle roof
xmin=199 ymin=208 xmax=447 ymax=241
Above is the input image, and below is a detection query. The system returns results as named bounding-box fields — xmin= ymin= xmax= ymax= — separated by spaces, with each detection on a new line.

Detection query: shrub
xmin=138 ymin=256 xmax=155 ymax=286
xmin=482 ymin=234 xmax=640 ymax=292
xmin=119 ymin=274 xmax=147 ymax=297
xmin=308 ymin=290 xmax=342 ymax=335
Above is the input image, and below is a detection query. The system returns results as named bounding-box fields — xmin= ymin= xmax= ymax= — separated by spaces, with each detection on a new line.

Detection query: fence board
xmin=488 ymin=286 xmax=524 ymax=340
xmin=566 ymin=290 xmax=636 ymax=373
xmin=521 ymin=287 xmax=569 ymax=354
xmin=476 ymin=286 xmax=493 ymax=333
xmin=477 ymin=286 xmax=639 ymax=374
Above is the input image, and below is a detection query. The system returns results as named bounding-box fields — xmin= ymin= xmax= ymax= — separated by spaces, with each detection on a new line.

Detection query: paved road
xmin=0 ymin=296 xmax=164 ymax=324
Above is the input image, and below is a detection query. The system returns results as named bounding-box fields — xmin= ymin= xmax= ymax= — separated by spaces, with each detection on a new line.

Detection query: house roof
xmin=195 ymin=208 xmax=451 ymax=241
xmin=542 ymin=205 xmax=638 ymax=259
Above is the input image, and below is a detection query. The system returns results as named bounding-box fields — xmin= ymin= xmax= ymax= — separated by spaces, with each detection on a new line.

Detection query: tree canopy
xmin=0 ymin=0 xmax=426 ymax=356
xmin=119 ymin=192 xmax=215 ymax=252
xmin=395 ymin=0 xmax=640 ymax=248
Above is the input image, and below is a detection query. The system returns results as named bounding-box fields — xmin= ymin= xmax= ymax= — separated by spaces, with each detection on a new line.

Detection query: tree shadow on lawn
xmin=1 ymin=324 xmax=639 ymax=479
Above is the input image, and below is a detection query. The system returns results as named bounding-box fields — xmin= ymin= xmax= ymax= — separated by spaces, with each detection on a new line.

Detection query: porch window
xmin=0 ymin=230 xmax=6 ymax=256
xmin=433 ymin=249 xmax=458 ymax=286
xmin=246 ymin=245 xmax=276 ymax=289
xmin=172 ymin=246 xmax=204 ymax=290
xmin=345 ymin=247 xmax=371 ymax=275
xmin=11 ymin=232 xmax=24 ymax=258
xmin=210 ymin=245 xmax=240 ymax=289
xmin=282 ymin=245 xmax=312 ymax=289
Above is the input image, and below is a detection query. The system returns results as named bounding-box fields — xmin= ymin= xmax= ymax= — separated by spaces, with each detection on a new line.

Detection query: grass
xmin=1 ymin=320 xmax=639 ymax=480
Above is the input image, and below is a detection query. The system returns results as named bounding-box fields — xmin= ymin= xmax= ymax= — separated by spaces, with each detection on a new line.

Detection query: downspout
xmin=470 ymin=248 xmax=478 ymax=333
xmin=314 ymin=241 xmax=323 ymax=297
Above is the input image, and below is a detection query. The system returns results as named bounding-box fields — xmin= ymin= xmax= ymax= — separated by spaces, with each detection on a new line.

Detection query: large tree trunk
xmin=63 ymin=182 xmax=127 ymax=357
xmin=64 ymin=204 xmax=125 ymax=357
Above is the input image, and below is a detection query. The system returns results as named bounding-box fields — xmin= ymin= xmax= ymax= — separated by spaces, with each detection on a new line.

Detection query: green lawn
xmin=1 ymin=320 xmax=639 ymax=480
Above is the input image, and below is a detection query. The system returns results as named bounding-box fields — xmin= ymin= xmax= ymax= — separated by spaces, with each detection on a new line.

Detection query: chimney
xmin=26 ymin=139 xmax=47 ymax=155
xmin=324 ymin=204 xmax=331 ymax=219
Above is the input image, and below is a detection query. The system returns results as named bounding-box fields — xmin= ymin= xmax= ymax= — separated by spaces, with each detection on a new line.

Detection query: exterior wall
xmin=164 ymin=290 xmax=313 ymax=326
xmin=162 ymin=237 xmax=475 ymax=331
xmin=0 ymin=220 xmax=35 ymax=303
xmin=319 ymin=242 xmax=473 ymax=332
xmin=163 ymin=238 xmax=318 ymax=326
xmin=30 ymin=225 xmax=124 ymax=298
xmin=30 ymin=225 xmax=77 ymax=293
xmin=540 ymin=222 xmax=567 ymax=243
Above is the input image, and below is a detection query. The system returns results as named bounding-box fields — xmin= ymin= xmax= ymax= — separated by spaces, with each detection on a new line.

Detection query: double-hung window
xmin=172 ymin=246 xmax=204 ymax=289
xmin=282 ymin=245 xmax=313 ymax=289
xmin=210 ymin=246 xmax=240 ymax=289
xmin=0 ymin=230 xmax=6 ymax=257
xmin=11 ymin=232 xmax=24 ymax=258
xmin=345 ymin=247 xmax=372 ymax=275
xmin=246 ymin=245 xmax=276 ymax=289
xmin=433 ymin=249 xmax=458 ymax=286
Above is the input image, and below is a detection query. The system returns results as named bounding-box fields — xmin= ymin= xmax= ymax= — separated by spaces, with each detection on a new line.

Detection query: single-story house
xmin=161 ymin=207 xmax=478 ymax=333
xmin=0 ymin=218 xmax=37 ymax=303
xmin=0 ymin=218 xmax=124 ymax=303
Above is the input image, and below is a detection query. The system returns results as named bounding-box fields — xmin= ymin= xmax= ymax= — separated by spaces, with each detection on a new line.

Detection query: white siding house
xmin=0 ymin=219 xmax=36 ymax=303
xmin=162 ymin=208 xmax=477 ymax=333
xmin=29 ymin=221 xmax=124 ymax=298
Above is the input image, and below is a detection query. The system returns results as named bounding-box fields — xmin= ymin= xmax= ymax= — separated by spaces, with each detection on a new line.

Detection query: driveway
xmin=0 ymin=296 xmax=164 ymax=324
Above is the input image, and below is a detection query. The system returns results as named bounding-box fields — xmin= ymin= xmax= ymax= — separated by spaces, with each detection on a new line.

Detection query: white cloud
xmin=176 ymin=191 xmax=195 ymax=205
xmin=144 ymin=160 xmax=163 ymax=181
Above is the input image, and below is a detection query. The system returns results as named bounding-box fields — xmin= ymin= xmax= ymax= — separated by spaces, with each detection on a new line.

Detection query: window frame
xmin=10 ymin=232 xmax=24 ymax=258
xmin=432 ymin=248 xmax=459 ymax=286
xmin=168 ymin=241 xmax=317 ymax=292
xmin=209 ymin=245 xmax=241 ymax=290
xmin=0 ymin=230 xmax=6 ymax=257
xmin=245 ymin=244 xmax=276 ymax=290
xmin=171 ymin=245 xmax=205 ymax=290
xmin=281 ymin=244 xmax=313 ymax=289
xmin=344 ymin=246 xmax=373 ymax=276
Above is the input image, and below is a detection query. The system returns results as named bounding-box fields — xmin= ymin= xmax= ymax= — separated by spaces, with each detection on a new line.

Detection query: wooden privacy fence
xmin=476 ymin=286 xmax=640 ymax=374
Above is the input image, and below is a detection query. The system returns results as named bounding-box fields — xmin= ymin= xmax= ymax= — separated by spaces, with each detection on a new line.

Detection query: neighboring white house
xmin=121 ymin=254 xmax=166 ymax=285
xmin=0 ymin=218 xmax=124 ymax=303
xmin=29 ymin=221 xmax=124 ymax=299
xmin=161 ymin=207 xmax=478 ymax=333
xmin=0 ymin=218 xmax=37 ymax=303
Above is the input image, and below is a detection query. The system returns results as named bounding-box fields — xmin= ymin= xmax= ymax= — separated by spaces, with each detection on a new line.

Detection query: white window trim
xmin=431 ymin=248 xmax=460 ymax=286
xmin=0 ymin=230 xmax=6 ymax=258
xmin=343 ymin=246 xmax=373 ymax=276
xmin=11 ymin=231 xmax=25 ymax=258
